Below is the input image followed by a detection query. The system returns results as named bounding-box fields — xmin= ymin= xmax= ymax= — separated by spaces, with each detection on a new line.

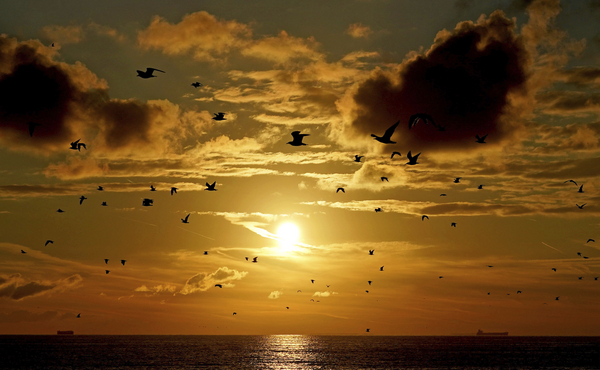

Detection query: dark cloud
xmin=336 ymin=10 xmax=530 ymax=152
xmin=558 ymin=67 xmax=600 ymax=87
xmin=536 ymin=90 xmax=600 ymax=114
xmin=0 ymin=274 xmax=82 ymax=300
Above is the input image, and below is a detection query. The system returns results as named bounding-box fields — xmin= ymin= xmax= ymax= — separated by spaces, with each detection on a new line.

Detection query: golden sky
xmin=1 ymin=0 xmax=600 ymax=335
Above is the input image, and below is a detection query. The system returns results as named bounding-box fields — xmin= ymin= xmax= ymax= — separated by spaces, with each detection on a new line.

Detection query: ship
xmin=476 ymin=329 xmax=508 ymax=336
xmin=57 ymin=330 xmax=74 ymax=335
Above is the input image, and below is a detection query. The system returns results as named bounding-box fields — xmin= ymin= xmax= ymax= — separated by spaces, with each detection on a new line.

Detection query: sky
xmin=1 ymin=0 xmax=600 ymax=336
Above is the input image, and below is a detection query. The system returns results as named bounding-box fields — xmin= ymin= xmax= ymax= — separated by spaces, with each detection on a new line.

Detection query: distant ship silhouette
xmin=57 ymin=330 xmax=74 ymax=335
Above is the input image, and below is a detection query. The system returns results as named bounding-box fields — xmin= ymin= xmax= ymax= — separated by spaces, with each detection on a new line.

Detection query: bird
xmin=564 ymin=180 xmax=578 ymax=186
xmin=204 ymin=251 xmax=208 ymax=255
xmin=233 ymin=312 xmax=237 ymax=315
xmin=215 ymin=284 xmax=223 ymax=288
xmin=475 ymin=134 xmax=488 ymax=143
xmin=366 ymin=329 xmax=370 ymax=333
xmin=451 ymin=222 xmax=457 ymax=227
xmin=51 ymin=43 xmax=55 ymax=47
xmin=422 ymin=215 xmax=429 ymax=221
xmin=579 ymin=277 xmax=583 ymax=280
xmin=97 ymin=186 xmax=103 ymax=191
xmin=56 ymin=209 xmax=64 ymax=213
xmin=27 ymin=122 xmax=41 ymax=137
xmin=391 ymin=152 xmax=401 ymax=158
xmin=366 ymin=290 xmax=369 ymax=293
xmin=205 ymin=182 xmax=217 ymax=191
xmin=487 ymin=265 xmax=494 ymax=268
xmin=369 ymin=250 xmax=374 ymax=255
xmin=595 ymin=277 xmax=599 ymax=281
xmin=372 ymin=121 xmax=400 ymax=144
xmin=583 ymin=256 xmax=589 ymax=259
xmin=286 ymin=307 xmax=290 ymax=310
xmin=517 ymin=291 xmax=522 ymax=294
xmin=287 ymin=131 xmax=309 ymax=146
xmin=439 ymin=276 xmax=444 ymax=279
xmin=105 ymin=270 xmax=110 ymax=274
xmin=191 ymin=82 xmax=203 ymax=88
xmin=104 ymin=259 xmax=109 ymax=264
xmin=408 ymin=113 xmax=436 ymax=129
xmin=311 ymin=280 xmax=315 ymax=284
xmin=101 ymin=201 xmax=107 ymax=206
xmin=69 ymin=139 xmax=86 ymax=151
xmin=245 ymin=257 xmax=249 ymax=261
xmin=121 ymin=260 xmax=126 ymax=266
xmin=587 ymin=239 xmax=595 ymax=243
xmin=576 ymin=203 xmax=586 ymax=209
xmin=406 ymin=151 xmax=421 ymax=165
xmin=440 ymin=194 xmax=447 ymax=196
xmin=150 ymin=185 xmax=156 ymax=191
xmin=577 ymin=252 xmax=582 ymax=256
xmin=137 ymin=68 xmax=165 ymax=78
xmin=336 ymin=187 xmax=345 ymax=193
xmin=297 ymin=290 xmax=302 ymax=293
xmin=380 ymin=266 xmax=384 ymax=271
xmin=381 ymin=177 xmax=389 ymax=182
xmin=368 ymin=281 xmax=372 ymax=285
xmin=326 ymin=285 xmax=330 ymax=288
xmin=76 ymin=313 xmax=80 ymax=318
xmin=212 ymin=112 xmax=226 ymax=121
xmin=578 ymin=185 xmax=584 ymax=193
xmin=45 ymin=240 xmax=53 ymax=246
xmin=555 ymin=296 xmax=559 ymax=301
xmin=79 ymin=196 xmax=87 ymax=205
xmin=551 ymin=268 xmax=556 ymax=271
xmin=171 ymin=187 xmax=178 ymax=195
xmin=478 ymin=185 xmax=484 ymax=189
xmin=142 ymin=198 xmax=153 ymax=206
xmin=453 ymin=177 xmax=461 ymax=183
xmin=21 ymin=250 xmax=26 ymax=254
xmin=181 ymin=214 xmax=190 ymax=223
xmin=252 ymin=257 xmax=258 ymax=263
xmin=374 ymin=208 xmax=382 ymax=212
xmin=354 ymin=155 xmax=363 ymax=162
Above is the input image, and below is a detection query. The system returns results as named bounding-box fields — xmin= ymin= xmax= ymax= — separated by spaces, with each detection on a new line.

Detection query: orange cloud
xmin=345 ymin=23 xmax=373 ymax=39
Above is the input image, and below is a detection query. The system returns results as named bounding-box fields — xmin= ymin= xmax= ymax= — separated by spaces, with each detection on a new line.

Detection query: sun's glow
xmin=277 ymin=223 xmax=300 ymax=250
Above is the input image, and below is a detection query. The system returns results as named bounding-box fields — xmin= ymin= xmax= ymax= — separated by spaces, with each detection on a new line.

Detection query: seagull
xmin=451 ymin=222 xmax=457 ymax=227
xmin=375 ymin=208 xmax=382 ymax=212
xmin=368 ymin=281 xmax=372 ymax=285
xmin=121 ymin=260 xmax=126 ymax=266
xmin=57 ymin=209 xmax=64 ymax=213
xmin=354 ymin=155 xmax=364 ymax=162
xmin=212 ymin=112 xmax=226 ymax=121
xmin=366 ymin=290 xmax=369 ymax=293
xmin=587 ymin=239 xmax=595 ymax=243
xmin=142 ymin=198 xmax=153 ymax=206
xmin=245 ymin=257 xmax=249 ymax=261
xmin=336 ymin=187 xmax=345 ymax=193
xmin=69 ymin=139 xmax=81 ymax=150
xmin=104 ymin=259 xmax=109 ymax=264
xmin=205 ymin=182 xmax=217 ymax=191
xmin=286 ymin=307 xmax=290 ymax=309
xmin=252 ymin=257 xmax=258 ymax=263
xmin=564 ymin=180 xmax=578 ymax=186
xmin=551 ymin=268 xmax=556 ymax=271
xmin=297 ymin=290 xmax=302 ymax=292
xmin=21 ymin=250 xmax=26 ymax=254
xmin=555 ymin=297 xmax=559 ymax=301
xmin=45 ymin=240 xmax=53 ymax=246
xmin=181 ymin=214 xmax=190 ymax=223
xmin=366 ymin=328 xmax=370 ymax=333
xmin=97 ymin=186 xmax=103 ymax=191
xmin=287 ymin=131 xmax=309 ymax=146
xmin=191 ymin=82 xmax=203 ymax=88
xmin=595 ymin=277 xmax=599 ymax=281
xmin=215 ymin=284 xmax=222 ymax=288
xmin=578 ymin=185 xmax=584 ymax=193
xmin=101 ymin=201 xmax=108 ymax=206
xmin=517 ymin=291 xmax=522 ymax=294
xmin=380 ymin=266 xmax=384 ymax=271
xmin=137 ymin=68 xmax=165 ymax=79
xmin=406 ymin=151 xmax=420 ymax=165
xmin=204 ymin=251 xmax=208 ymax=255
xmin=440 ymin=194 xmax=447 ymax=196
xmin=577 ymin=252 xmax=582 ymax=256
xmin=76 ymin=313 xmax=80 ymax=318
xmin=475 ymin=134 xmax=488 ymax=143
xmin=453 ymin=177 xmax=461 ymax=183
xmin=478 ymin=185 xmax=484 ymax=189
xmin=439 ymin=276 xmax=444 ymax=279
xmin=391 ymin=152 xmax=401 ymax=158
xmin=105 ymin=270 xmax=110 ymax=274
xmin=369 ymin=250 xmax=374 ymax=255
xmin=408 ymin=113 xmax=436 ymax=129
xmin=576 ymin=203 xmax=586 ymax=209
xmin=579 ymin=277 xmax=583 ymax=280
xmin=422 ymin=215 xmax=429 ymax=221
xmin=27 ymin=122 xmax=41 ymax=137
xmin=233 ymin=312 xmax=237 ymax=315
xmin=381 ymin=177 xmax=389 ymax=182
xmin=51 ymin=43 xmax=55 ymax=47
xmin=79 ymin=196 xmax=87 ymax=205
xmin=487 ymin=265 xmax=494 ymax=268
xmin=311 ymin=280 xmax=315 ymax=284
xmin=150 ymin=185 xmax=156 ymax=191
xmin=371 ymin=121 xmax=400 ymax=144
xmin=171 ymin=187 xmax=178 ymax=195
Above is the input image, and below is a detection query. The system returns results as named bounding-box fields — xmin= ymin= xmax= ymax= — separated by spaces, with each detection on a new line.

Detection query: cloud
xmin=268 ymin=290 xmax=283 ymax=299
xmin=134 ymin=284 xmax=178 ymax=294
xmin=241 ymin=31 xmax=323 ymax=64
xmin=41 ymin=23 xmax=125 ymax=45
xmin=0 ymin=310 xmax=59 ymax=324
xmin=0 ymin=273 xmax=82 ymax=301
xmin=345 ymin=23 xmax=373 ymax=39
xmin=179 ymin=267 xmax=248 ymax=294
xmin=312 ymin=291 xmax=337 ymax=297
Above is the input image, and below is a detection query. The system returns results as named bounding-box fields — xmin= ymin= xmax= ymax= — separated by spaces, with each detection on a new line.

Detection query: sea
xmin=1 ymin=335 xmax=599 ymax=369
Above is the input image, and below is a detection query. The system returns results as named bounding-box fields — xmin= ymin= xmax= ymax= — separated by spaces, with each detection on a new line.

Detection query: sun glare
xmin=277 ymin=223 xmax=300 ymax=247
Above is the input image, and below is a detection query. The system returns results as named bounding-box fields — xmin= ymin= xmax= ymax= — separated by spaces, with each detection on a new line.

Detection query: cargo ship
xmin=476 ymin=329 xmax=508 ymax=336
xmin=57 ymin=330 xmax=74 ymax=335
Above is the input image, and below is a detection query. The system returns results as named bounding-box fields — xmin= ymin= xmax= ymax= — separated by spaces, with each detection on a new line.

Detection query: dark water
xmin=1 ymin=335 xmax=599 ymax=369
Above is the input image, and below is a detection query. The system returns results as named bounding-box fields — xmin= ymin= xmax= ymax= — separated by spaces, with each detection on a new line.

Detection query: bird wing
xmin=252 ymin=257 xmax=258 ymax=262
xmin=147 ymin=68 xmax=165 ymax=73
xmin=383 ymin=120 xmax=400 ymax=139
xmin=184 ymin=214 xmax=189 ymax=221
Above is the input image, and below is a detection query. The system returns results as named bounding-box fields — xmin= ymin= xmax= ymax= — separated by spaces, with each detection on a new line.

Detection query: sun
xmin=276 ymin=223 xmax=300 ymax=248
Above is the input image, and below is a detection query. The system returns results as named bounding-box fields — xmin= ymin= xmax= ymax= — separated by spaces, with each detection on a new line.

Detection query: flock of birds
xmin=17 ymin=65 xmax=596 ymax=333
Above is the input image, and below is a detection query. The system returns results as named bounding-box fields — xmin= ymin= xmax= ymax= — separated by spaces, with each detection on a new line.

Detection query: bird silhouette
xmin=564 ymin=180 xmax=578 ymax=186
xmin=583 ymin=256 xmax=589 ymax=259
xmin=406 ymin=151 xmax=420 ymax=165
xmin=51 ymin=43 xmax=55 ymax=47
xmin=579 ymin=276 xmax=583 ymax=280
xmin=311 ymin=279 xmax=315 ymax=284
xmin=137 ymin=68 xmax=165 ymax=78
xmin=391 ymin=152 xmax=401 ymax=158
xmin=97 ymin=186 xmax=103 ymax=191
xmin=587 ymin=239 xmax=595 ymax=243
xmin=45 ymin=240 xmax=53 ymax=246
xmin=475 ymin=134 xmax=488 ymax=143
xmin=336 ymin=187 xmax=345 ymax=193
xmin=517 ymin=291 xmax=522 ymax=294
xmin=191 ymin=82 xmax=203 ymax=88
xmin=104 ymin=259 xmax=109 ymax=264
xmin=380 ymin=266 xmax=384 ymax=271
xmin=215 ymin=284 xmax=222 ymax=288
xmin=551 ymin=268 xmax=556 ymax=271
xmin=142 ymin=198 xmax=153 ymax=206
xmin=21 ymin=250 xmax=26 ymax=254
xmin=453 ymin=177 xmax=461 ymax=183
xmin=576 ymin=203 xmax=586 ymax=209
xmin=478 ymin=185 xmax=484 ymax=189
xmin=150 ymin=185 xmax=156 ymax=191
xmin=245 ymin=257 xmax=249 ymax=261
xmin=408 ymin=113 xmax=436 ymax=129
xmin=252 ymin=257 xmax=258 ymax=263
xmin=366 ymin=290 xmax=369 ymax=293
xmin=69 ymin=139 xmax=86 ymax=151
xmin=487 ymin=265 xmax=494 ymax=268
xmin=212 ymin=112 xmax=226 ymax=121
xmin=105 ymin=270 xmax=110 ymax=274
xmin=181 ymin=214 xmax=190 ymax=223
xmin=205 ymin=182 xmax=217 ymax=191
xmin=440 ymin=194 xmax=447 ymax=196
xmin=76 ymin=313 xmax=80 ymax=318
xmin=204 ymin=251 xmax=208 ymax=255
xmin=286 ymin=307 xmax=289 ymax=309
xmin=27 ymin=122 xmax=41 ymax=137
xmin=233 ymin=312 xmax=237 ymax=315
xmin=578 ymin=185 xmax=584 ymax=193
xmin=369 ymin=250 xmax=374 ymax=255
xmin=56 ymin=209 xmax=64 ymax=213
xmin=372 ymin=121 xmax=399 ymax=144
xmin=354 ymin=155 xmax=363 ymax=162
xmin=555 ymin=296 xmax=559 ymax=300
xmin=171 ymin=187 xmax=178 ymax=195
xmin=368 ymin=281 xmax=372 ymax=285
xmin=375 ymin=208 xmax=382 ymax=212
xmin=287 ymin=131 xmax=309 ymax=146
xmin=595 ymin=277 xmax=599 ymax=281
xmin=439 ymin=276 xmax=444 ymax=279
xmin=577 ymin=252 xmax=582 ymax=256
xmin=381 ymin=177 xmax=389 ymax=182
xmin=422 ymin=215 xmax=429 ymax=221
xmin=101 ymin=201 xmax=107 ymax=206
xmin=79 ymin=196 xmax=87 ymax=205
xmin=451 ymin=222 xmax=457 ymax=227
xmin=121 ymin=260 xmax=126 ymax=266
xmin=366 ymin=328 xmax=370 ymax=332
xmin=297 ymin=290 xmax=302 ymax=292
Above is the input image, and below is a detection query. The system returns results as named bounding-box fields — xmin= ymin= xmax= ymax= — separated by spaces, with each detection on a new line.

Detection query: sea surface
xmin=1 ymin=335 xmax=599 ymax=369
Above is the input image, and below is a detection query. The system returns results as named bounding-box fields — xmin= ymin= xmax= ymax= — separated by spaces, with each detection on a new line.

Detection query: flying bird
xmin=380 ymin=266 xmax=384 ymax=271
xmin=97 ymin=186 xmax=103 ymax=191
xmin=27 ymin=122 xmax=41 ymax=137
xmin=204 ymin=251 xmax=208 ymax=255
xmin=555 ymin=297 xmax=559 ymax=301
xmin=76 ymin=313 xmax=80 ymax=318
xmin=101 ymin=201 xmax=107 ymax=206
xmin=181 ymin=214 xmax=190 ymax=223
xmin=381 ymin=177 xmax=389 ymax=182
xmin=252 ymin=257 xmax=258 ymax=263
xmin=517 ymin=291 xmax=522 ymax=294
xmin=368 ymin=281 xmax=372 ymax=285
xmin=105 ymin=270 xmax=110 ymax=274
xmin=171 ymin=187 xmax=178 ymax=195
xmin=150 ymin=185 xmax=156 ymax=191
xmin=45 ymin=240 xmax=53 ymax=246
xmin=287 ymin=131 xmax=309 ymax=146
xmin=212 ymin=112 xmax=226 ymax=121
xmin=440 ymin=194 xmax=447 ymax=196
xmin=336 ymin=187 xmax=345 ymax=193
xmin=354 ymin=155 xmax=363 ymax=162
xmin=391 ymin=152 xmax=401 ymax=158
xmin=233 ymin=312 xmax=237 ymax=315
xmin=576 ymin=203 xmax=586 ymax=209
xmin=245 ymin=257 xmax=249 ymax=261
xmin=205 ymin=182 xmax=217 ymax=191
xmin=137 ymin=68 xmax=165 ymax=78
xmin=366 ymin=290 xmax=369 ymax=293
xmin=595 ymin=277 xmax=599 ymax=281
xmin=405 ymin=151 xmax=420 ymax=165
xmin=121 ymin=260 xmax=126 ymax=266
xmin=478 ymin=185 xmax=484 ymax=189
xmin=577 ymin=252 xmax=582 ymax=256
xmin=286 ymin=307 xmax=289 ymax=310
xmin=142 ymin=198 xmax=153 ymax=206
xmin=579 ymin=277 xmax=583 ymax=280
xmin=56 ymin=209 xmax=64 ymax=213
xmin=191 ymin=82 xmax=203 ymax=88
xmin=51 ymin=43 xmax=55 ymax=47
xmin=79 ymin=196 xmax=87 ymax=205
xmin=439 ymin=276 xmax=444 ymax=279
xmin=297 ymin=290 xmax=302 ymax=293
xmin=69 ymin=139 xmax=86 ymax=151
xmin=587 ymin=239 xmax=595 ymax=243
xmin=451 ymin=222 xmax=457 ymax=227
xmin=366 ymin=329 xmax=370 ymax=333
xmin=475 ymin=134 xmax=488 ymax=143
xmin=578 ymin=185 xmax=584 ymax=193
xmin=104 ymin=259 xmax=109 ymax=264
xmin=487 ymin=265 xmax=494 ymax=268
xmin=21 ymin=250 xmax=26 ymax=254
xmin=564 ymin=180 xmax=578 ymax=186
xmin=215 ymin=284 xmax=222 ymax=288
xmin=311 ymin=280 xmax=315 ymax=284
xmin=422 ymin=215 xmax=429 ymax=221
xmin=453 ymin=177 xmax=461 ymax=183
xmin=375 ymin=208 xmax=382 ymax=212
xmin=369 ymin=250 xmax=374 ymax=255
xmin=551 ymin=268 xmax=556 ymax=271
xmin=371 ymin=120 xmax=400 ymax=144
xmin=408 ymin=113 xmax=436 ymax=129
